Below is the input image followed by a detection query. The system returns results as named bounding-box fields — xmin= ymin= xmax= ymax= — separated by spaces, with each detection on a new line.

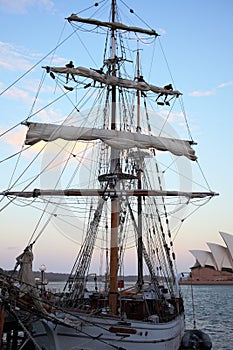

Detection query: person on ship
xmin=91 ymin=67 xmax=105 ymax=87
xmin=156 ymin=83 xmax=173 ymax=105
xmin=65 ymin=61 xmax=77 ymax=83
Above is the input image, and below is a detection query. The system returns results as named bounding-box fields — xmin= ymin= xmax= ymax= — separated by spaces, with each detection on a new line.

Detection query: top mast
xmin=110 ymin=0 xmax=117 ymax=131
xmin=136 ymin=49 xmax=144 ymax=289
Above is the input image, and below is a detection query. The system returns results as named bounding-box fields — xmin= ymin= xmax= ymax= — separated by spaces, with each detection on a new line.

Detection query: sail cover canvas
xmin=25 ymin=122 xmax=197 ymax=160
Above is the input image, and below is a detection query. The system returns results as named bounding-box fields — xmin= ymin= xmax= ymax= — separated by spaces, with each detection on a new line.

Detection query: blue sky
xmin=0 ymin=0 xmax=232 ymax=274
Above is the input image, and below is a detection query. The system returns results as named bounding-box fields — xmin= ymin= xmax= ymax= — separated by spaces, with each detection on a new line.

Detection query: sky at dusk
xmin=0 ymin=0 xmax=232 ymax=275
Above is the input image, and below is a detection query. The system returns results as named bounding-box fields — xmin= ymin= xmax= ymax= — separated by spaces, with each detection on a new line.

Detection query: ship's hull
xmin=32 ymin=312 xmax=185 ymax=350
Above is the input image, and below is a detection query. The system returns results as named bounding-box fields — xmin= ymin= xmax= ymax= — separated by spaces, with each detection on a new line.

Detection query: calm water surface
xmin=48 ymin=282 xmax=232 ymax=349
xmin=181 ymin=285 xmax=233 ymax=350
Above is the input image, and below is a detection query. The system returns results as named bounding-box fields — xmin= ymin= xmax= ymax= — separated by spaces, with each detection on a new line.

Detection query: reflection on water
xmin=47 ymin=282 xmax=232 ymax=349
xmin=181 ymin=285 xmax=233 ymax=350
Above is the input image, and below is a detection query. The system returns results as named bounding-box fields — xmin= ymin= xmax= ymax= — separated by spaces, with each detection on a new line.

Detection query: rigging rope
xmin=119 ymin=0 xmax=155 ymax=32
xmin=7 ymin=304 xmax=43 ymax=350
xmin=0 ymin=90 xmax=71 ymax=142
xmin=1 ymin=271 xmax=126 ymax=350
xmin=142 ymin=95 xmax=176 ymax=291
xmin=0 ymin=31 xmax=77 ymax=98
xmin=158 ymin=97 xmax=177 ymax=137
xmin=7 ymin=145 xmax=25 ymax=190
xmin=27 ymin=136 xmax=86 ymax=245
xmin=76 ymin=0 xmax=107 ymax=16
xmin=0 ymin=146 xmax=30 ymax=165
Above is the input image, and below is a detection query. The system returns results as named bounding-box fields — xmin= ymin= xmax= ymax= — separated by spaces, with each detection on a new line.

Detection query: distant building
xmin=179 ymin=232 xmax=233 ymax=285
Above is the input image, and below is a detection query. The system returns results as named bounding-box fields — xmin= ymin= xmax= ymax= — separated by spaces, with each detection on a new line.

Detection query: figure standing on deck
xmin=16 ymin=244 xmax=36 ymax=294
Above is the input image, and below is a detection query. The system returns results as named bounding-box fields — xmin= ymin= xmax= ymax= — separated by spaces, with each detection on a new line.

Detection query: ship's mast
xmin=109 ymin=0 xmax=118 ymax=315
xmin=2 ymin=0 xmax=219 ymax=316
xmin=136 ymin=49 xmax=144 ymax=289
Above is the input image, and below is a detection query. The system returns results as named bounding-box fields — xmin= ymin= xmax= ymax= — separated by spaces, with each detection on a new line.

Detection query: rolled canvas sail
xmin=45 ymin=66 xmax=181 ymax=96
xmin=25 ymin=122 xmax=196 ymax=160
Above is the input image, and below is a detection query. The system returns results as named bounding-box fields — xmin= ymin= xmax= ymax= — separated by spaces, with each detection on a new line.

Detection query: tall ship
xmin=0 ymin=1 xmax=217 ymax=349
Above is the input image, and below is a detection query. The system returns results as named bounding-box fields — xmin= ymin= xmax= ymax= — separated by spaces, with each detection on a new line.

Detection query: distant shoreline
xmin=37 ymin=273 xmax=146 ymax=283
xmin=1 ymin=269 xmax=141 ymax=283
xmin=179 ymin=280 xmax=233 ymax=285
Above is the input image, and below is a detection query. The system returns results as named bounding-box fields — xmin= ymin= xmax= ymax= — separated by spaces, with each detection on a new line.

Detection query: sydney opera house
xmin=179 ymin=231 xmax=233 ymax=285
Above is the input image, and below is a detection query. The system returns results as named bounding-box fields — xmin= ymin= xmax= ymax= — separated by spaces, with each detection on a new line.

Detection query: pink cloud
xmin=189 ymin=81 xmax=233 ymax=97
xmin=3 ymin=85 xmax=31 ymax=102
xmin=0 ymin=126 xmax=26 ymax=150
xmin=0 ymin=42 xmax=36 ymax=72
xmin=189 ymin=90 xmax=215 ymax=97
xmin=218 ymin=81 xmax=233 ymax=88
xmin=158 ymin=28 xmax=167 ymax=35
xmin=0 ymin=0 xmax=54 ymax=14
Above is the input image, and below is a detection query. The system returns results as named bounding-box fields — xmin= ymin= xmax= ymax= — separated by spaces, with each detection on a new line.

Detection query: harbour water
xmin=181 ymin=285 xmax=233 ymax=350
xmin=47 ymin=282 xmax=233 ymax=349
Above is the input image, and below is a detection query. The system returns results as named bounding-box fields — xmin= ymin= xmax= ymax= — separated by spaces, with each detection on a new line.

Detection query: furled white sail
xmin=44 ymin=66 xmax=182 ymax=97
xmin=25 ymin=122 xmax=196 ymax=160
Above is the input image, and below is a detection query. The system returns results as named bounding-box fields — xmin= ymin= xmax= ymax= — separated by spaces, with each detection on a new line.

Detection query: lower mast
xmin=109 ymin=196 xmax=118 ymax=315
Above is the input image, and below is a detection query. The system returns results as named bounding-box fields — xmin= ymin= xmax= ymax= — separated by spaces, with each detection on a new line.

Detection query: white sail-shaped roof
xmin=207 ymin=242 xmax=233 ymax=270
xmin=25 ymin=122 xmax=197 ymax=160
xmin=189 ymin=250 xmax=217 ymax=268
xmin=222 ymin=254 xmax=233 ymax=270
xmin=219 ymin=231 xmax=233 ymax=261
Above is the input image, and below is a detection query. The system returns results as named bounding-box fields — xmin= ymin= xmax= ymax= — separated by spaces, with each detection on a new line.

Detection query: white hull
xmin=32 ymin=312 xmax=185 ymax=350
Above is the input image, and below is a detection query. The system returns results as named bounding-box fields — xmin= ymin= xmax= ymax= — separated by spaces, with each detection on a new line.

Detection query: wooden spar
xmin=2 ymin=189 xmax=219 ymax=199
xmin=66 ymin=15 xmax=158 ymax=37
